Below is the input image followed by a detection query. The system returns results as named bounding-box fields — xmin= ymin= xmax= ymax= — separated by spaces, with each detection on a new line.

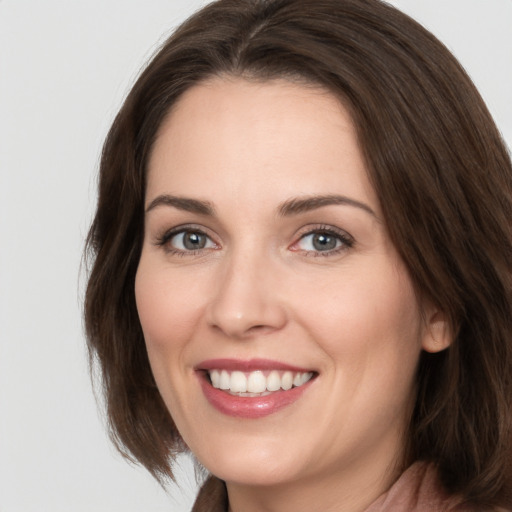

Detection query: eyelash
xmin=155 ymin=225 xmax=217 ymax=257
xmin=154 ymin=224 xmax=354 ymax=257
xmin=292 ymin=225 xmax=354 ymax=257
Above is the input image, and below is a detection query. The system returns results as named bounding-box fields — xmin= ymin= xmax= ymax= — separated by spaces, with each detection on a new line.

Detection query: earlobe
xmin=422 ymin=309 xmax=453 ymax=353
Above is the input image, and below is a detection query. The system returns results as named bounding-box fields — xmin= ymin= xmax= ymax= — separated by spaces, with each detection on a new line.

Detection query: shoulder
xmin=365 ymin=462 xmax=500 ymax=512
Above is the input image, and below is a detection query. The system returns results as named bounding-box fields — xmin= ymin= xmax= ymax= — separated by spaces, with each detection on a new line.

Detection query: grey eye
xmin=297 ymin=232 xmax=342 ymax=252
xmin=171 ymin=230 xmax=213 ymax=251
xmin=311 ymin=233 xmax=338 ymax=251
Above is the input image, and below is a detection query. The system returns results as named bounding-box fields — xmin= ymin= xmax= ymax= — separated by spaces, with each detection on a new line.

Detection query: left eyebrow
xmin=277 ymin=194 xmax=378 ymax=219
xmin=145 ymin=194 xmax=216 ymax=216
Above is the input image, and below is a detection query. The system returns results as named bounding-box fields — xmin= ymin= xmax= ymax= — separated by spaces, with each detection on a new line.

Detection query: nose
xmin=205 ymin=249 xmax=288 ymax=339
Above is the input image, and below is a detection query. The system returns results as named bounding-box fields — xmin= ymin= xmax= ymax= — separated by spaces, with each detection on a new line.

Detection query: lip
xmin=197 ymin=358 xmax=313 ymax=373
xmin=196 ymin=358 xmax=316 ymax=419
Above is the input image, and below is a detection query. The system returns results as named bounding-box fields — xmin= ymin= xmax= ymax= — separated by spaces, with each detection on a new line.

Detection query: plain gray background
xmin=1 ymin=1 xmax=510 ymax=511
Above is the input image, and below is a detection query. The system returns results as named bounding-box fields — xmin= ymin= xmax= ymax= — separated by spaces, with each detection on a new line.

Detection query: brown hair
xmin=84 ymin=0 xmax=512 ymax=506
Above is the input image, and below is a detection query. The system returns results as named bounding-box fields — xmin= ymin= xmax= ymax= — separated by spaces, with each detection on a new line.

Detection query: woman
xmin=84 ymin=0 xmax=512 ymax=510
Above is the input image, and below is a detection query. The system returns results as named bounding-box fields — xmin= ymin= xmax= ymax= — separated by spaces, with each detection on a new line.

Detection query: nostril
xmin=247 ymin=324 xmax=276 ymax=335
xmin=205 ymin=286 xmax=288 ymax=338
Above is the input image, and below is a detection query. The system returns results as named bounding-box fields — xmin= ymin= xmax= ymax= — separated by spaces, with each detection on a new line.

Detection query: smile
xmin=197 ymin=359 xmax=317 ymax=418
xmin=208 ymin=369 xmax=314 ymax=396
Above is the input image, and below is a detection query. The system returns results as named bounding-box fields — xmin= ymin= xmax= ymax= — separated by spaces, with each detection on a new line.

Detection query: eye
xmin=157 ymin=227 xmax=217 ymax=254
xmin=292 ymin=227 xmax=354 ymax=256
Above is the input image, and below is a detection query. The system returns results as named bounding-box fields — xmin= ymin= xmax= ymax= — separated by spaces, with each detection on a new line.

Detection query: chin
xmin=192 ymin=435 xmax=306 ymax=486
xmin=207 ymin=459 xmax=300 ymax=487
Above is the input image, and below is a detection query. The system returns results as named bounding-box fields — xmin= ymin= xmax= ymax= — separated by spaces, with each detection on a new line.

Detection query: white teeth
xmin=208 ymin=369 xmax=314 ymax=394
xmin=281 ymin=371 xmax=293 ymax=390
xmin=230 ymin=371 xmax=247 ymax=392
xmin=247 ymin=371 xmax=267 ymax=393
xmin=300 ymin=373 xmax=311 ymax=385
xmin=210 ymin=369 xmax=220 ymax=388
xmin=267 ymin=370 xmax=281 ymax=391
xmin=219 ymin=370 xmax=230 ymax=390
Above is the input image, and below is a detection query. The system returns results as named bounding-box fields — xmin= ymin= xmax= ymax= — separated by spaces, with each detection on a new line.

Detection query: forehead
xmin=146 ymin=78 xmax=379 ymax=214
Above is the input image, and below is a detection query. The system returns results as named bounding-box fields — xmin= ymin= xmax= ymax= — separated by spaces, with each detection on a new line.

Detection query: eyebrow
xmin=145 ymin=195 xmax=215 ymax=216
xmin=277 ymin=194 xmax=377 ymax=218
xmin=145 ymin=193 xmax=377 ymax=219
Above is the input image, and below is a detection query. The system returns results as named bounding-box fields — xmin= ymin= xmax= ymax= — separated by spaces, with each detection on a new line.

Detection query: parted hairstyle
xmin=84 ymin=0 xmax=512 ymax=507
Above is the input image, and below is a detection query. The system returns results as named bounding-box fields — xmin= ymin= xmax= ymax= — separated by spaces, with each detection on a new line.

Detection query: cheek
xmin=135 ymin=262 xmax=202 ymax=346
xmin=134 ymin=260 xmax=208 ymax=422
xmin=304 ymin=265 xmax=423 ymax=437
xmin=134 ymin=260 xmax=209 ymax=396
xmin=294 ymin=261 xmax=423 ymax=370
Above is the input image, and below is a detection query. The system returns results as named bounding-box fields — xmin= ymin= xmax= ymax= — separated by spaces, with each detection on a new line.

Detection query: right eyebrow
xmin=277 ymin=194 xmax=379 ymax=221
xmin=145 ymin=194 xmax=216 ymax=216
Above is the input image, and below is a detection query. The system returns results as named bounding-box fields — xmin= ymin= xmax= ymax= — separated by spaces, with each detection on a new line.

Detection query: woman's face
xmin=136 ymin=78 xmax=436 ymax=491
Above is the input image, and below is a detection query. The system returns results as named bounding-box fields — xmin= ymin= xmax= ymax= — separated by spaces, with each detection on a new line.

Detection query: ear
xmin=421 ymin=307 xmax=452 ymax=353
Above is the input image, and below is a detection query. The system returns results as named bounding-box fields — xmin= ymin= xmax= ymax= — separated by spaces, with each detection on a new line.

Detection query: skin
xmin=135 ymin=78 xmax=450 ymax=512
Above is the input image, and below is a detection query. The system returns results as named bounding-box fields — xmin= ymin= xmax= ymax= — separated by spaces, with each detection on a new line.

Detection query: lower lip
xmin=198 ymin=373 xmax=314 ymax=419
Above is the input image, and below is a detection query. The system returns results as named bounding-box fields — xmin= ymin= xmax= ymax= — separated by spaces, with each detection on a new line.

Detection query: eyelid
xmin=154 ymin=224 xmax=220 ymax=254
xmin=290 ymin=224 xmax=354 ymax=255
xmin=152 ymin=222 xmax=353 ymax=257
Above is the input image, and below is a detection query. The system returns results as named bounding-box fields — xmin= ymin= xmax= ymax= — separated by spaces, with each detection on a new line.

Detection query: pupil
xmin=184 ymin=232 xmax=206 ymax=250
xmin=313 ymin=233 xmax=336 ymax=251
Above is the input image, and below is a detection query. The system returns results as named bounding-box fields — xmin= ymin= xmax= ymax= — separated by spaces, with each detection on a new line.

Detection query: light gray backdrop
xmin=0 ymin=1 xmax=510 ymax=511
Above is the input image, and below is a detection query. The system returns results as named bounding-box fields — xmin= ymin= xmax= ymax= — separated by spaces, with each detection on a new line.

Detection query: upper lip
xmin=196 ymin=358 xmax=315 ymax=373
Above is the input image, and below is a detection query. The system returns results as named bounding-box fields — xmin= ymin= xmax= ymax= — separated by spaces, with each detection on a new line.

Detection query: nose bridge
xmin=206 ymin=240 xmax=286 ymax=338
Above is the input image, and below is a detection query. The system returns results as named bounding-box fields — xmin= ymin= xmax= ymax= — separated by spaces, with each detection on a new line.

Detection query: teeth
xmin=219 ymin=370 xmax=230 ymax=390
xmin=267 ymin=370 xmax=281 ymax=391
xmin=230 ymin=371 xmax=247 ymax=393
xmin=281 ymin=371 xmax=293 ymax=390
xmin=247 ymin=371 xmax=267 ymax=393
xmin=208 ymin=369 xmax=314 ymax=394
xmin=210 ymin=369 xmax=220 ymax=388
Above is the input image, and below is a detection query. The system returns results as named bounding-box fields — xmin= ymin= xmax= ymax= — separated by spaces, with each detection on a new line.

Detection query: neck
xmin=226 ymin=445 xmax=406 ymax=512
